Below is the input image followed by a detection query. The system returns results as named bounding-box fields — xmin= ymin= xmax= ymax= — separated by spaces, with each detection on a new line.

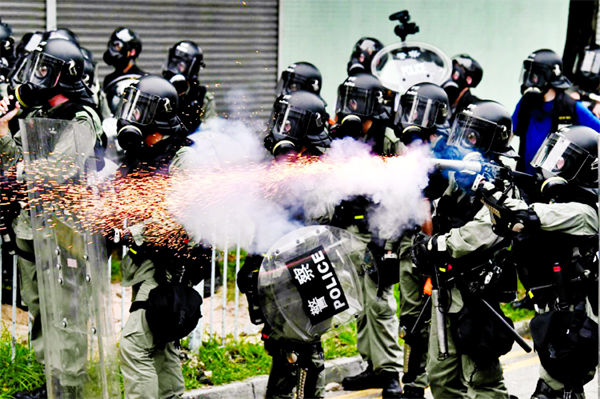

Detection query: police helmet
xmin=44 ymin=28 xmax=79 ymax=45
xmin=448 ymin=100 xmax=516 ymax=158
xmin=103 ymin=27 xmax=142 ymax=67
xmin=163 ymin=40 xmax=205 ymax=81
xmin=268 ymin=91 xmax=326 ymax=143
xmin=0 ymin=20 xmax=14 ymax=60
xmin=13 ymin=38 xmax=84 ymax=89
xmin=398 ymin=82 xmax=449 ymax=129
xmin=336 ymin=73 xmax=385 ymax=119
xmin=521 ymin=49 xmax=571 ymax=92
xmin=531 ymin=125 xmax=599 ymax=188
xmin=451 ymin=54 xmax=483 ymax=89
xmin=347 ymin=37 xmax=384 ymax=76
xmin=276 ymin=62 xmax=323 ymax=97
xmin=80 ymin=47 xmax=96 ymax=88
xmin=115 ymin=75 xmax=183 ymax=151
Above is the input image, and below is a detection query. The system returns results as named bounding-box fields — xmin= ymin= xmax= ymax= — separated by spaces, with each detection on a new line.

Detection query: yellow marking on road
xmin=330 ymin=388 xmax=381 ymax=398
xmin=503 ymin=355 xmax=540 ymax=373
xmin=500 ymin=349 xmax=534 ymax=361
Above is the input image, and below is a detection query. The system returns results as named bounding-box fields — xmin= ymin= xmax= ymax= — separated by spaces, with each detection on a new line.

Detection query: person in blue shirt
xmin=512 ymin=49 xmax=600 ymax=178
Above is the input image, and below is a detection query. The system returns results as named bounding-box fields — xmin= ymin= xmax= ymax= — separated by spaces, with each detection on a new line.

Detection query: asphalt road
xmin=325 ymin=338 xmax=599 ymax=399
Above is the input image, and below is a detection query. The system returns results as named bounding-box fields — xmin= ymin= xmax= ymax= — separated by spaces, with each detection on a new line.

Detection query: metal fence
xmin=1 ymin=240 xmax=254 ymax=361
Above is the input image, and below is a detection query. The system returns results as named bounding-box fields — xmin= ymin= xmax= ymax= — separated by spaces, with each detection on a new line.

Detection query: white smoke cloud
xmin=169 ymin=119 xmax=432 ymax=253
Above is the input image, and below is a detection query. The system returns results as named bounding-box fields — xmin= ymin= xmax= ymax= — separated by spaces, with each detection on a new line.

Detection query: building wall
xmin=279 ymin=0 xmax=570 ymax=118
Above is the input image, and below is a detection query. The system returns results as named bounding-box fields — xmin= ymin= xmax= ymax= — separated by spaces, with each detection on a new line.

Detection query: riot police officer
xmin=412 ymin=100 xmax=520 ymax=399
xmin=114 ymin=75 xmax=210 ymax=399
xmin=332 ymin=73 xmax=404 ymax=399
xmin=513 ymin=49 xmax=600 ymax=177
xmin=0 ymin=37 xmax=104 ymax=399
xmin=240 ymin=89 xmax=332 ymax=399
xmin=347 ymin=37 xmax=385 ymax=76
xmin=103 ymin=27 xmax=147 ymax=88
xmin=162 ymin=40 xmax=216 ymax=133
xmin=486 ymin=125 xmax=598 ymax=399
xmin=442 ymin=54 xmax=483 ymax=124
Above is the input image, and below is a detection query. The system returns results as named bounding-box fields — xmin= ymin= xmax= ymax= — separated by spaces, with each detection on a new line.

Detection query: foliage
xmin=0 ymin=329 xmax=45 ymax=399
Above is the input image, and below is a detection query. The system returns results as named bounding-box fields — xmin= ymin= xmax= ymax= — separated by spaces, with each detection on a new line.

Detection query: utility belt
xmin=437 ymin=245 xmax=517 ymax=304
xmin=261 ymin=324 xmax=325 ymax=371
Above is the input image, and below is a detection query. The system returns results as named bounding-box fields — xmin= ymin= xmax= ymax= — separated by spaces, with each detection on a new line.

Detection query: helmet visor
xmin=115 ymin=86 xmax=162 ymax=125
xmin=521 ymin=60 xmax=552 ymax=88
xmin=448 ymin=112 xmax=509 ymax=154
xmin=579 ymin=48 xmax=600 ymax=75
xmin=399 ymin=94 xmax=445 ymax=129
xmin=165 ymin=51 xmax=197 ymax=79
xmin=13 ymin=51 xmax=64 ymax=89
xmin=531 ymin=132 xmax=591 ymax=181
xmin=335 ymin=85 xmax=379 ymax=117
xmin=269 ymin=100 xmax=322 ymax=140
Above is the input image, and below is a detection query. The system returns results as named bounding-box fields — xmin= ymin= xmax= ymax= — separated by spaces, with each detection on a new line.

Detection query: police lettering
xmin=310 ymin=250 xmax=347 ymax=310
xmin=401 ymin=63 xmax=427 ymax=77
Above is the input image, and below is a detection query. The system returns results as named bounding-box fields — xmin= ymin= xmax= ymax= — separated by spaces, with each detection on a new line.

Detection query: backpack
xmin=130 ymin=283 xmax=203 ymax=346
xmin=530 ymin=303 xmax=598 ymax=392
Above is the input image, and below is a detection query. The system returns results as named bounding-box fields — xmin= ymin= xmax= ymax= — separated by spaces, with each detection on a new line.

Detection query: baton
xmin=479 ymin=296 xmax=532 ymax=353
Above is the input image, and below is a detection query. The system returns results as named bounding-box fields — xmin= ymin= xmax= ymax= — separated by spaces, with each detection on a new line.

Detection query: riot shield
xmin=258 ymin=225 xmax=367 ymax=343
xmin=19 ymin=118 xmax=120 ymax=399
xmin=371 ymin=41 xmax=452 ymax=95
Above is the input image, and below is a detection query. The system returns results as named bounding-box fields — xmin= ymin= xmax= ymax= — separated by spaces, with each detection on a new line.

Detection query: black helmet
xmin=163 ymin=40 xmax=205 ymax=82
xmin=43 ymin=28 xmax=79 ymax=45
xmin=266 ymin=91 xmax=328 ymax=157
xmin=531 ymin=125 xmax=599 ymax=188
xmin=347 ymin=37 xmax=384 ymax=76
xmin=14 ymin=32 xmax=43 ymax=59
xmin=448 ymin=100 xmax=516 ymax=158
xmin=574 ymin=45 xmax=600 ymax=93
xmin=0 ymin=19 xmax=14 ymax=60
xmin=451 ymin=54 xmax=483 ymax=88
xmin=276 ymin=62 xmax=322 ymax=97
xmin=398 ymin=82 xmax=449 ymax=130
xmin=103 ymin=27 xmax=142 ymax=68
xmin=115 ymin=75 xmax=186 ymax=152
xmin=80 ymin=47 xmax=96 ymax=88
xmin=13 ymin=38 xmax=84 ymax=88
xmin=336 ymin=73 xmax=385 ymax=119
xmin=521 ymin=49 xmax=571 ymax=93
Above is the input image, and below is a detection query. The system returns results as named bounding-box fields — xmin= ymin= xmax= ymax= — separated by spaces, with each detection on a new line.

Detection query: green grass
xmin=322 ymin=321 xmax=359 ymax=360
xmin=181 ymin=335 xmax=272 ymax=389
xmin=0 ymin=329 xmax=45 ymax=399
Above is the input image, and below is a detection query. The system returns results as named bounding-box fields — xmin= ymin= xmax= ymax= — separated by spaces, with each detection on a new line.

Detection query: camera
xmin=389 ymin=10 xmax=420 ymax=42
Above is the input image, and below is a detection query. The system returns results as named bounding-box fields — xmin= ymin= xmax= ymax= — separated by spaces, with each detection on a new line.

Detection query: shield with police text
xmin=371 ymin=41 xmax=452 ymax=95
xmin=258 ymin=225 xmax=367 ymax=342
xmin=19 ymin=118 xmax=120 ymax=399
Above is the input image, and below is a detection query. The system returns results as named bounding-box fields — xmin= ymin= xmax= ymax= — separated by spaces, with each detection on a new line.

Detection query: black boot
xmin=400 ymin=385 xmax=425 ymax=398
xmin=12 ymin=385 xmax=47 ymax=399
xmin=342 ymin=361 xmax=382 ymax=391
xmin=381 ymin=371 xmax=403 ymax=399
xmin=530 ymin=379 xmax=563 ymax=399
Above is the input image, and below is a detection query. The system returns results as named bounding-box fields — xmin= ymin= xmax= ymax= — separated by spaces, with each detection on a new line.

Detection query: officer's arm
xmin=200 ymin=91 xmax=217 ymax=122
xmin=441 ymin=205 xmax=504 ymax=259
xmin=530 ymin=202 xmax=598 ymax=235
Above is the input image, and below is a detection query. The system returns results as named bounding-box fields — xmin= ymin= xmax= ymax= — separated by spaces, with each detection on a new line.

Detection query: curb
xmin=183 ymin=356 xmax=365 ymax=399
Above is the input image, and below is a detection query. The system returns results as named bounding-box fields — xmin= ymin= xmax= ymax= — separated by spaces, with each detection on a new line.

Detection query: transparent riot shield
xmin=371 ymin=41 xmax=452 ymax=95
xmin=19 ymin=118 xmax=120 ymax=399
xmin=258 ymin=225 xmax=368 ymax=343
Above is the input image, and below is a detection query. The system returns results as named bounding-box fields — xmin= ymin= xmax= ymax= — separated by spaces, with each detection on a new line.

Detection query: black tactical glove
xmin=410 ymin=233 xmax=448 ymax=277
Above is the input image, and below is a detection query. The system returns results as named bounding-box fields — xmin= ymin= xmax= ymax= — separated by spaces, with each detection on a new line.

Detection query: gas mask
xmin=11 ymin=50 xmax=69 ymax=107
xmin=115 ymin=85 xmax=185 ymax=154
xmin=103 ymin=39 xmax=130 ymax=70
xmin=397 ymin=92 xmax=447 ymax=143
xmin=266 ymin=96 xmax=325 ymax=157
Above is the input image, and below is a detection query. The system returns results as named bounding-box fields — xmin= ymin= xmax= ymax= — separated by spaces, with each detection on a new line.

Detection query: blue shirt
xmin=512 ymin=99 xmax=600 ymax=174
